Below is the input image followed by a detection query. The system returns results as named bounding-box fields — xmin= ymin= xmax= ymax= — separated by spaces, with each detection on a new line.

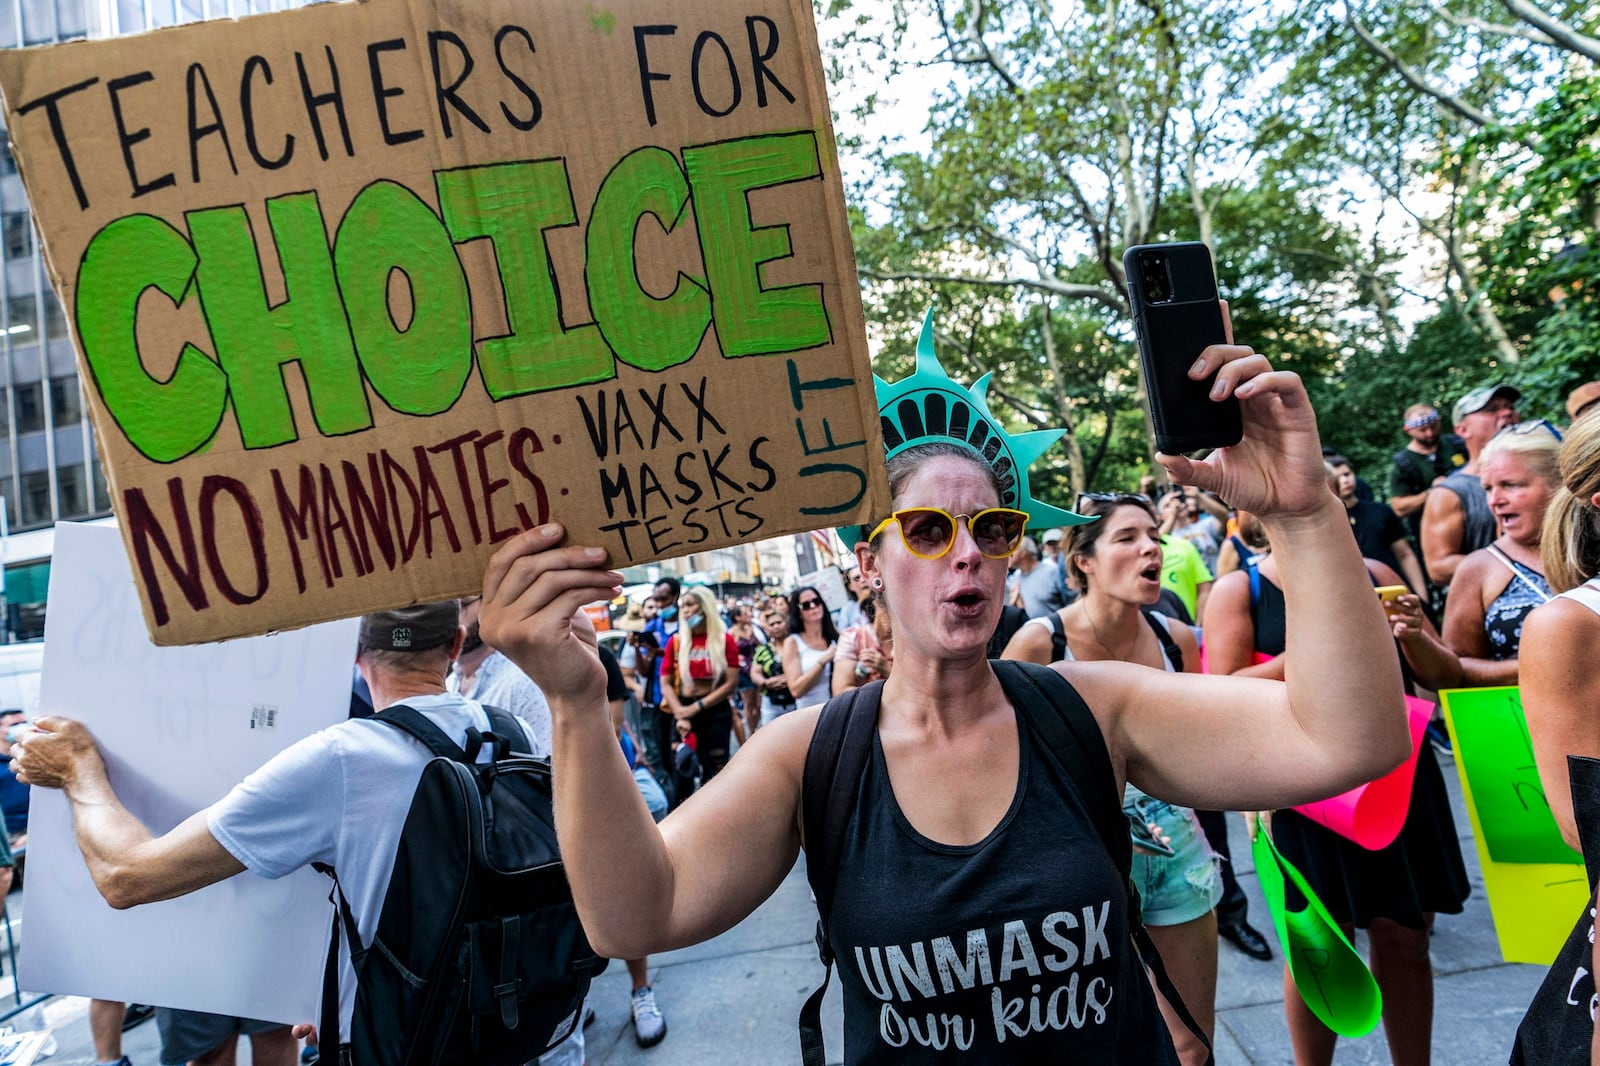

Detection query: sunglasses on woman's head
xmin=1076 ymin=491 xmax=1152 ymax=512
xmin=867 ymin=507 xmax=1029 ymax=560
xmin=1493 ymin=419 xmax=1564 ymax=443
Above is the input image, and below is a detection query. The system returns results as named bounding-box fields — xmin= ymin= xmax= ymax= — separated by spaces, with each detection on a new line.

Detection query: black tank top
xmin=828 ymin=707 xmax=1179 ymax=1063
xmin=1249 ymin=571 xmax=1288 ymax=656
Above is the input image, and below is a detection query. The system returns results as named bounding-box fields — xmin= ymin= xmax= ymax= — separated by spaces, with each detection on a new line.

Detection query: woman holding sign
xmin=1514 ymin=409 xmax=1600 ymax=1064
xmin=479 ymin=313 xmax=1411 ymax=1064
xmin=1204 ymin=519 xmax=1468 ymax=1066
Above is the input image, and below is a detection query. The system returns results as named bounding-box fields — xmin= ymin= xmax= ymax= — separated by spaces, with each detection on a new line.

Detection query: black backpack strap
xmin=313 ymin=862 xmax=363 ymax=1060
xmin=798 ymin=681 xmax=882 ymax=1066
xmin=1046 ymin=611 xmax=1068 ymax=664
xmin=481 ymin=705 xmax=532 ymax=757
xmin=373 ymin=704 xmax=473 ymax=761
xmin=1140 ymin=609 xmax=1184 ymax=672
xmin=993 ymin=660 xmax=1213 ymax=1065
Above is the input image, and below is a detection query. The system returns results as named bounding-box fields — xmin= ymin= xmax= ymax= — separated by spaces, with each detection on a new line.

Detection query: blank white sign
xmin=20 ymin=522 xmax=357 ymax=1023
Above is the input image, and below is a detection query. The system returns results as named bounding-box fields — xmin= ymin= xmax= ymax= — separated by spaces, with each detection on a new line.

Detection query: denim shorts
xmin=1126 ymin=787 xmax=1222 ymax=927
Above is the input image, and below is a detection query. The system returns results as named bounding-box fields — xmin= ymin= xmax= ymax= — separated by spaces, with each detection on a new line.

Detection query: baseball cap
xmin=1567 ymin=382 xmax=1600 ymax=422
xmin=1452 ymin=384 xmax=1521 ymax=426
xmin=358 ymin=600 xmax=460 ymax=652
xmin=1041 ymin=528 xmax=1064 ymax=545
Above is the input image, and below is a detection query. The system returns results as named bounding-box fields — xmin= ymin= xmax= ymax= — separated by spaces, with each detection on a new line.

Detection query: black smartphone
xmin=1123 ymin=242 xmax=1243 ymax=454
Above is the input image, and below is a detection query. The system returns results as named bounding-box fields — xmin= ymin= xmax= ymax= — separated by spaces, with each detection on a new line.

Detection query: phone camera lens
xmin=1140 ymin=253 xmax=1173 ymax=303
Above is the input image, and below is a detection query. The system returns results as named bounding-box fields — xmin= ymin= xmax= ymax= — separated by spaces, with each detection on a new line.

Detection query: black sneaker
xmin=122 ymin=1004 xmax=156 ymax=1032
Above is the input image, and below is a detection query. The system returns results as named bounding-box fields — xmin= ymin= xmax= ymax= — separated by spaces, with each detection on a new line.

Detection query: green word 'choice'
xmin=74 ymin=130 xmax=832 ymax=463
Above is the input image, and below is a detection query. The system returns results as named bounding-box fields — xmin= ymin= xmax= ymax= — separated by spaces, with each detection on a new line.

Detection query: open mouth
xmin=952 ymin=591 xmax=984 ymax=609
xmin=1140 ymin=564 xmax=1161 ymax=583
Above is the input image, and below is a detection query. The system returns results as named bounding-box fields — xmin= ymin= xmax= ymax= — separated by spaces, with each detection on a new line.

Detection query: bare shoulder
xmin=1423 ymin=486 xmax=1463 ymax=516
xmin=1524 ymin=596 xmax=1600 ymax=647
xmin=1001 ymin=617 xmax=1053 ymax=662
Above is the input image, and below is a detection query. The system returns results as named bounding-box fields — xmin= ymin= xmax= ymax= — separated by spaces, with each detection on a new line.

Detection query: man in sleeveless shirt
xmin=1421 ymin=384 xmax=1519 ymax=587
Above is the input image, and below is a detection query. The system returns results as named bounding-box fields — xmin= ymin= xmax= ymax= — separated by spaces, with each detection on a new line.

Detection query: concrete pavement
xmin=14 ymin=749 xmax=1556 ymax=1064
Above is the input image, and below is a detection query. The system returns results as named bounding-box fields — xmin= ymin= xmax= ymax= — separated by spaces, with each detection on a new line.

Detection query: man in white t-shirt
xmin=8 ymin=601 xmax=582 ymax=1066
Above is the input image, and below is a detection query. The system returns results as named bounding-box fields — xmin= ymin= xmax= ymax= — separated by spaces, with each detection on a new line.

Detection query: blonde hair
xmin=1479 ymin=426 xmax=1561 ymax=485
xmin=675 ymin=585 xmax=728 ymax=685
xmin=1543 ymin=414 xmax=1600 ymax=592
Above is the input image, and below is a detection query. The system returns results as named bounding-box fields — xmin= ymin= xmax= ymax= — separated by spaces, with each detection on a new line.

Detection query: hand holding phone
xmin=1124 ymin=242 xmax=1243 ymax=454
xmin=1129 ymin=814 xmax=1176 ymax=858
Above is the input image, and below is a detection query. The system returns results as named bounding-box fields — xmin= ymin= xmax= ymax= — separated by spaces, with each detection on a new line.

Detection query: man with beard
xmin=1388 ymin=404 xmax=1468 ymax=555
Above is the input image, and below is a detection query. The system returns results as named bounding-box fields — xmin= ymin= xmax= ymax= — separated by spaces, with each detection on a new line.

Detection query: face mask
xmin=460 ymin=623 xmax=484 ymax=655
xmin=659 ymin=605 xmax=677 ymax=621
xmin=686 ymin=611 xmax=705 ymax=630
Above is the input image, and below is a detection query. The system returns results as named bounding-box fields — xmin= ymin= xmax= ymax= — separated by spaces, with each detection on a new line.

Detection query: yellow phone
xmin=1375 ymin=585 xmax=1408 ymax=604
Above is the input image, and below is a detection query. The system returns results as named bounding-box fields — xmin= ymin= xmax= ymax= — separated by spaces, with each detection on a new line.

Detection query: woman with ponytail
xmin=1521 ymin=413 xmax=1600 ymax=849
xmin=1510 ymin=415 xmax=1600 ymax=1064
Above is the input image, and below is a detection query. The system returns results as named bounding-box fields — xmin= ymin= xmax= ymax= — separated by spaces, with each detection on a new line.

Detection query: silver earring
xmin=871 ymin=577 xmax=883 ymax=590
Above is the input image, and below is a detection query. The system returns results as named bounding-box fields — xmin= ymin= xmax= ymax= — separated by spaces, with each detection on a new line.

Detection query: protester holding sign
xmin=1508 ymin=412 xmax=1600 ymax=1062
xmin=10 ymin=602 xmax=589 ymax=1065
xmin=1204 ymin=539 xmax=1468 ymax=1066
xmin=479 ymin=316 xmax=1411 ymax=1063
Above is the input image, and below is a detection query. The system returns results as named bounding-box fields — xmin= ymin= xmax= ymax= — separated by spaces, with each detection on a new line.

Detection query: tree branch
xmin=1501 ymin=0 xmax=1600 ymax=63
xmin=1347 ymin=15 xmax=1536 ymax=148
xmin=937 ymin=0 xmax=1027 ymax=98
xmin=1426 ymin=0 xmax=1556 ymax=46
xmin=858 ymin=267 xmax=1128 ymax=312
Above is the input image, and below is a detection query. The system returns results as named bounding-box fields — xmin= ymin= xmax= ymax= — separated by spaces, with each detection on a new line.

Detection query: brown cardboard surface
xmin=0 ymin=0 xmax=887 ymax=644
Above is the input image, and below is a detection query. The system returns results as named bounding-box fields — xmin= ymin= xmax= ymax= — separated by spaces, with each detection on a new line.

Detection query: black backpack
xmin=798 ymin=660 xmax=1211 ymax=1065
xmin=317 ymin=704 xmax=604 ymax=1066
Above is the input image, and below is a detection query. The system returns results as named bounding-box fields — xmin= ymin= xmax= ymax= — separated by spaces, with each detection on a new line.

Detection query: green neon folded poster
xmin=1440 ymin=687 xmax=1583 ymax=866
xmin=1253 ymin=829 xmax=1383 ymax=1038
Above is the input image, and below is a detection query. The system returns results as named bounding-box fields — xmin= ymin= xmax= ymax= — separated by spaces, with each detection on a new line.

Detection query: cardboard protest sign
xmin=22 ymin=523 xmax=355 ymax=1019
xmin=1291 ymin=695 xmax=1433 ymax=851
xmin=0 ymin=0 xmax=888 ymax=645
xmin=1253 ymin=828 xmax=1382 ymax=1037
xmin=1442 ymin=687 xmax=1591 ymax=965
xmin=1441 ymin=686 xmax=1582 ymax=865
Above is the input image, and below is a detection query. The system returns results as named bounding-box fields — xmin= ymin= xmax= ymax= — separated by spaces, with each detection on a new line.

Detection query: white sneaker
xmin=630 ymin=985 xmax=667 ymax=1048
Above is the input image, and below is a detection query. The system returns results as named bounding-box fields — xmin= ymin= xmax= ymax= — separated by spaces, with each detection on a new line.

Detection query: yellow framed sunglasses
xmin=867 ymin=507 xmax=1030 ymax=560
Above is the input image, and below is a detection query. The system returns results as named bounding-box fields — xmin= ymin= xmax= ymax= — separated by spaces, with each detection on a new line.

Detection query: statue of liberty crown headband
xmin=837 ymin=309 xmax=1095 ymax=550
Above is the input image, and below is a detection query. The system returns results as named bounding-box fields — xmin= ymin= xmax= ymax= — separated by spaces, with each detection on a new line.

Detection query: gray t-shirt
xmin=1018 ymin=558 xmax=1068 ymax=618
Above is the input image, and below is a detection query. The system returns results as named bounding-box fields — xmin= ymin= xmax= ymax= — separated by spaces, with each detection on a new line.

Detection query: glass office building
xmin=0 ymin=0 xmax=306 ymax=638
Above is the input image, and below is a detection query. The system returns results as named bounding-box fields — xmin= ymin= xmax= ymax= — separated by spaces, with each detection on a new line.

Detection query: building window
xmin=49 ymin=375 xmax=80 ymax=427
xmin=115 ymin=0 xmax=144 ymax=31
xmin=0 ymin=476 xmax=12 ymax=528
xmin=91 ymin=456 xmax=111 ymax=512
xmin=44 ymin=294 xmax=66 ymax=338
xmin=0 ymin=387 xmax=9 ymax=436
xmin=57 ymin=0 xmax=86 ymax=38
xmin=19 ymin=469 xmax=50 ymax=526
xmin=20 ymin=0 xmax=57 ymax=44
xmin=13 ymin=382 xmax=42 ymax=434
xmin=2 ymin=213 xmax=31 ymax=259
xmin=56 ymin=462 xmax=86 ymax=517
xmin=4 ymin=296 xmax=37 ymax=345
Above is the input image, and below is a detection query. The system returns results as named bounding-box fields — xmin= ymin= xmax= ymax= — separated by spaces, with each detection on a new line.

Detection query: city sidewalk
xmin=20 ymin=751 xmax=1551 ymax=1064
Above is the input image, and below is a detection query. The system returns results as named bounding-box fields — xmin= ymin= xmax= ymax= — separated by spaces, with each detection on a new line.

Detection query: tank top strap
xmin=1559 ymin=576 xmax=1600 ymax=618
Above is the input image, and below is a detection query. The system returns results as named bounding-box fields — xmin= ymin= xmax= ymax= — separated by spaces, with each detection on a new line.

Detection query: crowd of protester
xmin=12 ymin=362 xmax=1600 ymax=1065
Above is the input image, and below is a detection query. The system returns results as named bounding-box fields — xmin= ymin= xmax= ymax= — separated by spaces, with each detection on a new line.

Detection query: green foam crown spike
xmin=838 ymin=308 xmax=1093 ymax=549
